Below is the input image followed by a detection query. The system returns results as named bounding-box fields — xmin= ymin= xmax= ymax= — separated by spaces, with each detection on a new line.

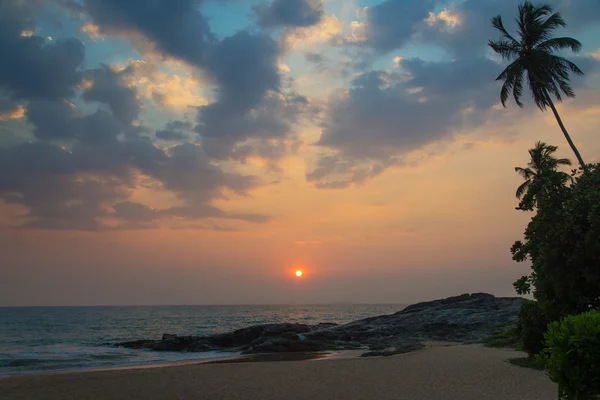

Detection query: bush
xmin=537 ymin=310 xmax=600 ymax=400
xmin=517 ymin=300 xmax=551 ymax=357
xmin=512 ymin=164 xmax=600 ymax=318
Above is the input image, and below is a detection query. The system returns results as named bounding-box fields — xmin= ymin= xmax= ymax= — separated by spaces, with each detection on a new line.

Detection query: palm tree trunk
xmin=546 ymin=97 xmax=586 ymax=169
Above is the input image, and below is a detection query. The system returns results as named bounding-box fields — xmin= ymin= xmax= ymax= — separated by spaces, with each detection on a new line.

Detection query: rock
xmin=243 ymin=338 xmax=331 ymax=354
xmin=316 ymin=323 xmax=338 ymax=329
xmin=113 ymin=293 xmax=523 ymax=356
xmin=116 ymin=340 xmax=158 ymax=349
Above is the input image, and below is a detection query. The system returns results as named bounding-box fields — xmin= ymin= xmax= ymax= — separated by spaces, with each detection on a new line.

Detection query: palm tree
xmin=515 ymin=142 xmax=572 ymax=208
xmin=489 ymin=1 xmax=586 ymax=169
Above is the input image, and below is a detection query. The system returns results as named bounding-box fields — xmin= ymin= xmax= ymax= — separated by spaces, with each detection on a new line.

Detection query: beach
xmin=0 ymin=344 xmax=556 ymax=400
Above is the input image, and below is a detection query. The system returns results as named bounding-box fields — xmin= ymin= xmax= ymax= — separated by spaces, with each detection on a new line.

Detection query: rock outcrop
xmin=114 ymin=293 xmax=523 ymax=357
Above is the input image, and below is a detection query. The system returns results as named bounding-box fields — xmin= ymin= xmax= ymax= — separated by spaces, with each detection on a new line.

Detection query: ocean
xmin=0 ymin=304 xmax=404 ymax=376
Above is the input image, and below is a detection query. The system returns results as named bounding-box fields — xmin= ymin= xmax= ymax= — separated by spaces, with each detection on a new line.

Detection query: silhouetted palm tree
xmin=515 ymin=142 xmax=571 ymax=206
xmin=489 ymin=1 xmax=586 ymax=168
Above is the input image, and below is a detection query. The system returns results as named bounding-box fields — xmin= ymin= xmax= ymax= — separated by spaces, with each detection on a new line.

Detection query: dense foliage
xmin=511 ymin=163 xmax=600 ymax=318
xmin=538 ymin=310 xmax=600 ymax=400
xmin=517 ymin=300 xmax=551 ymax=357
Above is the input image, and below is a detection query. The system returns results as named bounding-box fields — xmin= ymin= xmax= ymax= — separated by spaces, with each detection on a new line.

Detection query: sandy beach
xmin=0 ymin=344 xmax=556 ymax=400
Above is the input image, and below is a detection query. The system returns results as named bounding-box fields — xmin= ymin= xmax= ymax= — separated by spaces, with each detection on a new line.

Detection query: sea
xmin=0 ymin=304 xmax=405 ymax=376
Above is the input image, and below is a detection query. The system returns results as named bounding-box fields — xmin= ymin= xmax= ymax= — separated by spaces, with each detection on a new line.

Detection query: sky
xmin=1 ymin=0 xmax=599 ymax=306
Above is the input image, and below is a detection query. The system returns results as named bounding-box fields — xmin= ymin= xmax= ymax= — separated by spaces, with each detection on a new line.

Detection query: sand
xmin=0 ymin=344 xmax=557 ymax=400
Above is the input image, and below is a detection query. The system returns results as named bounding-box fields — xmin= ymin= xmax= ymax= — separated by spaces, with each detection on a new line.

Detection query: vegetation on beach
xmin=489 ymin=1 xmax=600 ymax=396
xmin=538 ymin=311 xmax=600 ymax=399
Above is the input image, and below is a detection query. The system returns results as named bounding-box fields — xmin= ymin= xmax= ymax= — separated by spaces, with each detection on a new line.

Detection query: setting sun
xmin=295 ymin=270 xmax=303 ymax=277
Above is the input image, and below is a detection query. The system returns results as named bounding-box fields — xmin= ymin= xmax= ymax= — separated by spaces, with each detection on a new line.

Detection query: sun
xmin=295 ymin=270 xmax=303 ymax=277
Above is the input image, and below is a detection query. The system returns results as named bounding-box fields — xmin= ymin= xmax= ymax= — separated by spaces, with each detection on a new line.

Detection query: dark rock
xmin=243 ymin=338 xmax=331 ymax=354
xmin=113 ymin=293 xmax=523 ymax=356
xmin=316 ymin=322 xmax=338 ymax=328
xmin=117 ymin=340 xmax=158 ymax=349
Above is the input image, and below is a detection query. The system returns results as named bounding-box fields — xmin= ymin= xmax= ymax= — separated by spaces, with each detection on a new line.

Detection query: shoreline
xmin=0 ymin=342 xmax=456 ymax=380
xmin=0 ymin=349 xmax=366 ymax=380
xmin=0 ymin=345 xmax=556 ymax=400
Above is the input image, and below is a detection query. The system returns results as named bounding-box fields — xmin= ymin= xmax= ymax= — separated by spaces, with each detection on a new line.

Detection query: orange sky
xmin=1 ymin=0 xmax=599 ymax=305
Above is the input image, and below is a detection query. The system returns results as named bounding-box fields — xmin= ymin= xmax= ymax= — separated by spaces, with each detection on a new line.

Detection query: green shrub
xmin=537 ymin=310 xmax=600 ymax=400
xmin=482 ymin=324 xmax=520 ymax=349
xmin=517 ymin=300 xmax=551 ymax=357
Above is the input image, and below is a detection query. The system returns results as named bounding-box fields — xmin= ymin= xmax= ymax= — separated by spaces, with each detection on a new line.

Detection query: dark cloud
xmin=255 ymin=0 xmax=324 ymax=28
xmin=361 ymin=0 xmax=434 ymax=52
xmin=112 ymin=202 xmax=158 ymax=222
xmin=309 ymin=57 xmax=500 ymax=187
xmin=318 ymin=57 xmax=497 ymax=158
xmin=26 ymin=100 xmax=123 ymax=145
xmin=305 ymin=52 xmax=328 ymax=64
xmin=0 ymin=142 xmax=127 ymax=230
xmin=0 ymin=98 xmax=21 ymax=116
xmin=0 ymin=135 xmax=271 ymax=229
xmin=304 ymin=51 xmax=331 ymax=72
xmin=305 ymin=154 xmax=390 ymax=189
xmin=0 ymin=1 xmax=85 ymax=101
xmin=81 ymin=1 xmax=309 ymax=163
xmin=156 ymin=121 xmax=192 ymax=141
xmin=82 ymin=65 xmax=141 ymax=126
xmin=204 ymin=32 xmax=281 ymax=113
xmin=83 ymin=0 xmax=214 ymax=66
xmin=197 ymin=32 xmax=310 ymax=161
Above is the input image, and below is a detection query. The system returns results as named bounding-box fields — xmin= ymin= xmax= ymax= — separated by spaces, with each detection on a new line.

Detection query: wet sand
xmin=0 ymin=344 xmax=556 ymax=400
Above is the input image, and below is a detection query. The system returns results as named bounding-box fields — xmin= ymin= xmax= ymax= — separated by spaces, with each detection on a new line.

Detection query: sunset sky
xmin=1 ymin=0 xmax=599 ymax=306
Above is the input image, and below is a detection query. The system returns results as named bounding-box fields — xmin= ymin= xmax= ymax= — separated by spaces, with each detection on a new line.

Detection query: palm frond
xmin=555 ymin=157 xmax=572 ymax=166
xmin=515 ymin=166 xmax=535 ymax=180
xmin=536 ymin=37 xmax=582 ymax=53
xmin=491 ymin=15 xmax=520 ymax=46
xmin=496 ymin=60 xmax=524 ymax=107
xmin=558 ymin=56 xmax=584 ymax=75
xmin=489 ymin=38 xmax=521 ymax=60
xmin=516 ymin=180 xmax=531 ymax=199
xmin=540 ymin=11 xmax=565 ymax=32
xmin=526 ymin=70 xmax=550 ymax=110
xmin=512 ymin=70 xmax=525 ymax=107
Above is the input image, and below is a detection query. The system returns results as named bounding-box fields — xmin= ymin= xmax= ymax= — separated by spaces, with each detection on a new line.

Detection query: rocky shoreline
xmin=114 ymin=293 xmax=522 ymax=357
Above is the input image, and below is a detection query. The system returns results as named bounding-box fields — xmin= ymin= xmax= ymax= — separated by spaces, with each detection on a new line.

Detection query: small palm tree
xmin=489 ymin=1 xmax=586 ymax=168
xmin=515 ymin=142 xmax=571 ymax=208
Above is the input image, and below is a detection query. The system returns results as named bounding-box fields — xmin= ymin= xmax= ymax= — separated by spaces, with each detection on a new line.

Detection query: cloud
xmin=82 ymin=65 xmax=141 ymax=126
xmin=281 ymin=14 xmax=342 ymax=50
xmin=121 ymin=59 xmax=208 ymax=110
xmin=0 ymin=1 xmax=85 ymax=101
xmin=82 ymin=1 xmax=310 ymax=164
xmin=0 ymin=100 xmax=25 ymax=121
xmin=80 ymin=22 xmax=103 ymax=41
xmin=111 ymin=201 xmax=158 ymax=222
xmin=0 ymin=3 xmax=273 ymax=231
xmin=197 ymin=32 xmax=312 ymax=161
xmin=0 ymin=134 xmax=271 ymax=230
xmin=359 ymin=0 xmax=434 ymax=52
xmin=82 ymin=0 xmax=214 ymax=66
xmin=255 ymin=0 xmax=324 ymax=28
xmin=307 ymin=57 xmax=502 ymax=187
xmin=156 ymin=121 xmax=192 ymax=141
